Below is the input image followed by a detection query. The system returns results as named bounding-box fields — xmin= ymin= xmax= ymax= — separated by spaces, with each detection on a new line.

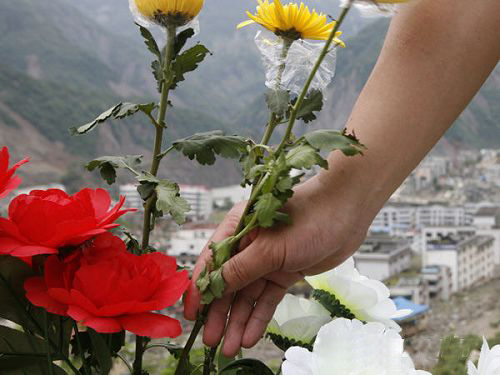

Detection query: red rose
xmin=0 ymin=147 xmax=28 ymax=200
xmin=25 ymin=233 xmax=190 ymax=338
xmin=0 ymin=188 xmax=134 ymax=257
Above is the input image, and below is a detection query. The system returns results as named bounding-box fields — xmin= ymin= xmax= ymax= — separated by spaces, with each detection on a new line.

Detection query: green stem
xmin=202 ymin=346 xmax=217 ymax=375
xmin=134 ymin=23 xmax=177 ymax=375
xmin=72 ymin=322 xmax=90 ymax=375
xmin=275 ymin=4 xmax=351 ymax=155
xmin=174 ymin=305 xmax=209 ymax=375
xmin=43 ymin=311 xmax=54 ymax=375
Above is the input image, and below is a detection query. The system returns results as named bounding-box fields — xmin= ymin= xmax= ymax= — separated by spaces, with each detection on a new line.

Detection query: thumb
xmin=222 ymin=237 xmax=283 ymax=293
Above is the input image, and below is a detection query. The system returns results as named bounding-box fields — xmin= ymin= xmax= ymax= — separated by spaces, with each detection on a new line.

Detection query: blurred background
xmin=0 ymin=0 xmax=498 ymax=373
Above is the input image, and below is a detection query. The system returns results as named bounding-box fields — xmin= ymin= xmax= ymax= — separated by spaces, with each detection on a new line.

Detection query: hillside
xmin=0 ymin=0 xmax=498 ymax=188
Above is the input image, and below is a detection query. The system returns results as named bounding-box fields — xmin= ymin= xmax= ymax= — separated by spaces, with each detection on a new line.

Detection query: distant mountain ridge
xmin=0 ymin=0 xmax=498 ymax=188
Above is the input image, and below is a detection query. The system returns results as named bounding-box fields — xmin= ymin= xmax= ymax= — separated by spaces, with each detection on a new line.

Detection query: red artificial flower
xmin=0 ymin=188 xmax=134 ymax=257
xmin=25 ymin=233 xmax=190 ymax=338
xmin=0 ymin=147 xmax=28 ymax=200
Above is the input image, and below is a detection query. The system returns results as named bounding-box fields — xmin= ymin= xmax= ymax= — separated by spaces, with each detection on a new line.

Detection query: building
xmin=354 ymin=236 xmax=413 ymax=281
xmin=424 ymin=234 xmax=495 ymax=292
xmin=415 ymin=204 xmax=468 ymax=228
xmin=179 ymin=185 xmax=212 ymax=221
xmin=119 ymin=184 xmax=143 ymax=210
xmin=211 ymin=184 xmax=251 ymax=210
xmin=168 ymin=223 xmax=217 ymax=257
xmin=389 ymin=276 xmax=430 ymax=306
xmin=421 ymin=265 xmax=453 ymax=300
xmin=392 ymin=297 xmax=429 ymax=338
xmin=473 ymin=206 xmax=500 ymax=264
xmin=370 ymin=203 xmax=416 ymax=236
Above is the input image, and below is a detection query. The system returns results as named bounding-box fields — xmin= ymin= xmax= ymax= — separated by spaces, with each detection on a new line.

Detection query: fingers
xmin=184 ymin=204 xmax=245 ymax=321
xmin=221 ymin=279 xmax=267 ymax=357
xmin=202 ymin=293 xmax=233 ymax=347
xmin=241 ymin=280 xmax=288 ymax=349
xmin=222 ymin=237 xmax=285 ymax=294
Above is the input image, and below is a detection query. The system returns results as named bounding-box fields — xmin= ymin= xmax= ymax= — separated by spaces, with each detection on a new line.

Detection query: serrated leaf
xmin=174 ymin=28 xmax=195 ymax=56
xmin=254 ymin=193 xmax=283 ymax=228
xmin=155 ymin=180 xmax=191 ymax=225
xmin=295 ymin=89 xmax=323 ymax=123
xmin=265 ymin=89 xmax=290 ymax=117
xmin=220 ymin=359 xmax=274 ymax=375
xmin=304 ymin=129 xmax=365 ymax=156
xmin=172 ymin=44 xmax=211 ymax=86
xmin=70 ymin=104 xmax=121 ymax=135
xmin=86 ymin=155 xmax=142 ymax=185
xmin=172 ymin=131 xmax=249 ymax=165
xmin=136 ymin=23 xmax=161 ymax=59
xmin=285 ymin=144 xmax=327 ymax=170
xmin=70 ymin=102 xmax=156 ymax=135
xmin=152 ymin=60 xmax=163 ymax=92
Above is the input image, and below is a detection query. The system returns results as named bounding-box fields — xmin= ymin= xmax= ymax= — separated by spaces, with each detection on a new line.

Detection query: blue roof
xmin=392 ymin=297 xmax=429 ymax=321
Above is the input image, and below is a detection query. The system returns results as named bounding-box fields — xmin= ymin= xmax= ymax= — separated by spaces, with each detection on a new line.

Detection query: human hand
xmin=184 ymin=174 xmax=372 ymax=357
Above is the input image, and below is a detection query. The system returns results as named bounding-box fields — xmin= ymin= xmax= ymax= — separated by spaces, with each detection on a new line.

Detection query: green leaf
xmin=70 ymin=102 xmax=156 ymax=135
xmin=174 ymin=28 xmax=195 ymax=57
xmin=265 ymin=89 xmax=290 ymax=117
xmin=294 ymin=89 xmax=323 ymax=123
xmin=152 ymin=60 xmax=163 ymax=92
xmin=219 ymin=359 xmax=275 ymax=375
xmin=136 ymin=23 xmax=161 ymax=59
xmin=172 ymin=131 xmax=250 ymax=166
xmin=88 ymin=329 xmax=112 ymax=375
xmin=69 ymin=103 xmax=121 ymax=135
xmin=285 ymin=144 xmax=327 ymax=170
xmin=0 ymin=325 xmax=64 ymax=371
xmin=155 ymin=180 xmax=191 ymax=225
xmin=86 ymin=155 xmax=142 ymax=185
xmin=211 ymin=237 xmax=235 ymax=269
xmin=172 ymin=44 xmax=211 ymax=86
xmin=303 ymin=129 xmax=365 ymax=156
xmin=254 ymin=193 xmax=283 ymax=228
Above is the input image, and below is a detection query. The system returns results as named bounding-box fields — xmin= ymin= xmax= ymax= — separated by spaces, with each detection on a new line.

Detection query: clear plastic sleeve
xmin=340 ymin=0 xmax=398 ymax=17
xmin=255 ymin=31 xmax=337 ymax=95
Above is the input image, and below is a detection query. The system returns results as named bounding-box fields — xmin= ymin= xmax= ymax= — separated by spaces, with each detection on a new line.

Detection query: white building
xmin=119 ymin=184 xmax=143 ymax=210
xmin=354 ymin=236 xmax=413 ymax=281
xmin=211 ymin=184 xmax=251 ymax=210
xmin=415 ymin=204 xmax=468 ymax=228
xmin=389 ymin=276 xmax=430 ymax=306
xmin=169 ymin=223 xmax=217 ymax=257
xmin=473 ymin=206 xmax=500 ymax=264
xmin=370 ymin=203 xmax=417 ymax=236
xmin=179 ymin=185 xmax=213 ymax=221
xmin=424 ymin=234 xmax=495 ymax=292
xmin=421 ymin=265 xmax=453 ymax=300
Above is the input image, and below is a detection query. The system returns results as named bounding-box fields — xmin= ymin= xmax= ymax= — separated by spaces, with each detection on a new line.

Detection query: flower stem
xmin=275 ymin=4 xmax=351 ymax=155
xmin=203 ymin=346 xmax=217 ymax=375
xmin=72 ymin=321 xmax=90 ymax=375
xmin=43 ymin=311 xmax=55 ymax=375
xmin=134 ymin=23 xmax=177 ymax=375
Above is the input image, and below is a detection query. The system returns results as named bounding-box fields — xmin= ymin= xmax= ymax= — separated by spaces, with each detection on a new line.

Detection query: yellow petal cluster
xmin=238 ymin=0 xmax=344 ymax=44
xmin=134 ymin=0 xmax=204 ymax=27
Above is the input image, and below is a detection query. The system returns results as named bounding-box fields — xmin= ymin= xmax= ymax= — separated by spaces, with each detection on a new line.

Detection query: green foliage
xmin=432 ymin=335 xmax=482 ymax=375
xmin=266 ymin=332 xmax=313 ymax=352
xmin=172 ymin=44 xmax=211 ymax=87
xmin=219 ymin=358 xmax=275 ymax=375
xmin=265 ymin=89 xmax=290 ymax=117
xmin=86 ymin=155 xmax=142 ymax=185
xmin=303 ymin=129 xmax=365 ymax=156
xmin=137 ymin=24 xmax=161 ymax=60
xmin=293 ymin=89 xmax=323 ymax=123
xmin=196 ymin=267 xmax=225 ymax=305
xmin=172 ymin=131 xmax=250 ymax=165
xmin=70 ymin=102 xmax=156 ymax=135
xmin=254 ymin=193 xmax=283 ymax=228
xmin=285 ymin=144 xmax=328 ymax=170
xmin=155 ymin=179 xmax=191 ymax=225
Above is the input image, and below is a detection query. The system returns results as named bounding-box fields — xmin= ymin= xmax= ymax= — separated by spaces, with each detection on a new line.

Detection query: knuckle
xmin=226 ymin=257 xmax=248 ymax=288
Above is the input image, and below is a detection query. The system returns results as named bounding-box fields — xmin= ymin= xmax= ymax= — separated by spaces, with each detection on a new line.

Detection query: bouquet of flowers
xmin=1 ymin=0 xmax=498 ymax=374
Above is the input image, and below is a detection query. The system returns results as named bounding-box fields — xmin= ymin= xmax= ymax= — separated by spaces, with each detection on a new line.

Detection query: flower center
xmin=312 ymin=289 xmax=357 ymax=320
xmin=275 ymin=28 xmax=302 ymax=41
xmin=154 ymin=10 xmax=193 ymax=27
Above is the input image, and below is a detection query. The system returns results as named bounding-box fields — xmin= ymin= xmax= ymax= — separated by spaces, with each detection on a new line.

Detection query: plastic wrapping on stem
xmin=340 ymin=0 xmax=400 ymax=17
xmin=129 ymin=0 xmax=201 ymax=35
xmin=255 ymin=30 xmax=337 ymax=95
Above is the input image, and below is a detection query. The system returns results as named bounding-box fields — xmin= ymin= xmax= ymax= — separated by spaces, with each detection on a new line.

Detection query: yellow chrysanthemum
xmin=238 ymin=0 xmax=344 ymax=45
xmin=134 ymin=0 xmax=204 ymax=27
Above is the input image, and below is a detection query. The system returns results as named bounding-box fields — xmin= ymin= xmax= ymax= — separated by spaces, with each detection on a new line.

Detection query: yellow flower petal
xmin=134 ymin=0 xmax=204 ymax=27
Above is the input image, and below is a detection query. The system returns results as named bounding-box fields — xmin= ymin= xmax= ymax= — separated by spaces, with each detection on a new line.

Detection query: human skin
xmin=184 ymin=0 xmax=500 ymax=357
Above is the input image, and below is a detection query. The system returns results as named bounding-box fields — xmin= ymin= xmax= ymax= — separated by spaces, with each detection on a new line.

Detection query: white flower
xmin=468 ymin=337 xmax=500 ymax=375
xmin=267 ymin=294 xmax=331 ymax=349
xmin=306 ymin=257 xmax=410 ymax=331
xmin=282 ymin=318 xmax=431 ymax=375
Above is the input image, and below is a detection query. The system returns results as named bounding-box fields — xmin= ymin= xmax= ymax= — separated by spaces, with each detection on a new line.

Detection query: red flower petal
xmin=149 ymin=270 xmax=190 ymax=310
xmin=24 ymin=277 xmax=67 ymax=315
xmin=10 ymin=245 xmax=58 ymax=257
xmin=118 ymin=312 xmax=182 ymax=339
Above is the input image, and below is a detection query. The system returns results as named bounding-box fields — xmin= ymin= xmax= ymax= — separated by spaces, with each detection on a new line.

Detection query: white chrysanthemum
xmin=468 ymin=337 xmax=500 ymax=375
xmin=267 ymin=294 xmax=331 ymax=347
xmin=340 ymin=0 xmax=410 ymax=17
xmin=306 ymin=257 xmax=410 ymax=331
xmin=282 ymin=318 xmax=431 ymax=375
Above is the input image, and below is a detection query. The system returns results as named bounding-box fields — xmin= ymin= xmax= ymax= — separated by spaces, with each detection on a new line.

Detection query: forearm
xmin=319 ymin=0 xmax=499 ymax=222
